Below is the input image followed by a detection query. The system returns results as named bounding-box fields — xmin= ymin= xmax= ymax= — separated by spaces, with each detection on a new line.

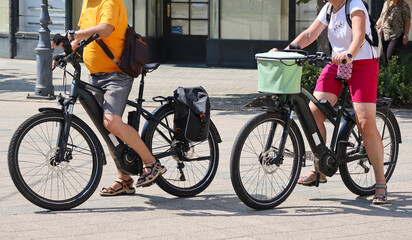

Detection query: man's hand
xmin=52 ymin=33 xmax=69 ymax=48
xmin=52 ymin=53 xmax=66 ymax=70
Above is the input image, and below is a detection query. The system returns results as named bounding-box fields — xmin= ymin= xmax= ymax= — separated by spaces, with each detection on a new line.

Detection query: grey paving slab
xmin=0 ymin=58 xmax=411 ymax=239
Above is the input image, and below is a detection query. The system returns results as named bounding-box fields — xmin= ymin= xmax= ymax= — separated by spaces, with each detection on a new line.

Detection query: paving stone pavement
xmin=1 ymin=58 xmax=412 ymax=239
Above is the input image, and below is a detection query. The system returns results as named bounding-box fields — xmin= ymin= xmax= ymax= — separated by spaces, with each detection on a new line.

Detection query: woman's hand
xmin=403 ymin=35 xmax=409 ymax=45
xmin=332 ymin=52 xmax=352 ymax=65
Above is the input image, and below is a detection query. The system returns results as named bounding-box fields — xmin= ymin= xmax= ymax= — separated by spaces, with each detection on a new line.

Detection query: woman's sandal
xmin=297 ymin=170 xmax=327 ymax=186
xmin=372 ymin=184 xmax=388 ymax=205
xmin=136 ymin=159 xmax=167 ymax=188
xmin=100 ymin=178 xmax=135 ymax=196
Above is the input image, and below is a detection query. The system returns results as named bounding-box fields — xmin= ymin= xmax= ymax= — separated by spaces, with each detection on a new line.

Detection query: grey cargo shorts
xmin=89 ymin=71 xmax=133 ymax=117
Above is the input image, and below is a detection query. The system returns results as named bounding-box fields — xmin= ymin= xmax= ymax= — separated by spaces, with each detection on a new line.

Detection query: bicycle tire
xmin=8 ymin=111 xmax=104 ymax=210
xmin=338 ymin=108 xmax=399 ymax=196
xmin=230 ymin=112 xmax=304 ymax=210
xmin=143 ymin=104 xmax=219 ymax=197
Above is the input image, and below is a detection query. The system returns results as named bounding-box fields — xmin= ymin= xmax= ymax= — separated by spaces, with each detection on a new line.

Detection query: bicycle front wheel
xmin=143 ymin=104 xmax=219 ymax=197
xmin=339 ymin=108 xmax=399 ymax=196
xmin=8 ymin=111 xmax=103 ymax=210
xmin=230 ymin=112 xmax=304 ymax=210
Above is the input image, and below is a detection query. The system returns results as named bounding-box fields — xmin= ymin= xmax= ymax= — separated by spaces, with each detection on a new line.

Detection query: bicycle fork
xmin=55 ymin=97 xmax=76 ymax=163
xmin=267 ymin=105 xmax=294 ymax=166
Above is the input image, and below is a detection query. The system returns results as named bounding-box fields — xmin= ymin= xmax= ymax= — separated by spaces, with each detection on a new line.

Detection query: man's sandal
xmin=297 ymin=170 xmax=327 ymax=186
xmin=372 ymin=184 xmax=388 ymax=205
xmin=100 ymin=178 xmax=135 ymax=196
xmin=136 ymin=159 xmax=167 ymax=188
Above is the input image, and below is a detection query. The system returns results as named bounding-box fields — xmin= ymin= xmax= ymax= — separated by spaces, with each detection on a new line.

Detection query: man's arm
xmin=52 ymin=23 xmax=114 ymax=49
xmin=68 ymin=23 xmax=114 ymax=42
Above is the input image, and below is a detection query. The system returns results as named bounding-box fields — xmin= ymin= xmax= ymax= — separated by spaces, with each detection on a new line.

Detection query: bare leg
xmin=103 ymin=114 xmax=156 ymax=174
xmin=298 ymin=92 xmax=338 ymax=183
xmin=353 ymin=102 xmax=386 ymax=201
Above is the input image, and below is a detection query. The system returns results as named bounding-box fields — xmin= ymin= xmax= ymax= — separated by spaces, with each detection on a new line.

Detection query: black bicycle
xmin=8 ymin=34 xmax=221 ymax=210
xmin=230 ymin=50 xmax=402 ymax=210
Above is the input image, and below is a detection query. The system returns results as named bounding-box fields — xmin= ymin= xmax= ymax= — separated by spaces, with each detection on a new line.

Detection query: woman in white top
xmin=272 ymin=0 xmax=387 ymax=204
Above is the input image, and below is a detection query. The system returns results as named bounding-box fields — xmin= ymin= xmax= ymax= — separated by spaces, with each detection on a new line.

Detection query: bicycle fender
xmin=384 ymin=110 xmax=402 ymax=144
xmin=209 ymin=121 xmax=222 ymax=143
xmin=39 ymin=107 xmax=62 ymax=113
xmin=38 ymin=107 xmax=107 ymax=165
xmin=141 ymin=104 xmax=170 ymax=141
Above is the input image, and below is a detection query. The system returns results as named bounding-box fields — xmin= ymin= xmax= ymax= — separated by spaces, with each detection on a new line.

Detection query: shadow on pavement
xmin=34 ymin=192 xmax=412 ymax=218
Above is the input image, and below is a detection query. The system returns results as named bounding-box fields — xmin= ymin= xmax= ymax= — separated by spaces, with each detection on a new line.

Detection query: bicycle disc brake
xmin=314 ymin=150 xmax=338 ymax=177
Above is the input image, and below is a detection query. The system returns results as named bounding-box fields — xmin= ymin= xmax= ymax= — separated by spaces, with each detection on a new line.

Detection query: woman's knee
xmin=309 ymin=103 xmax=327 ymax=123
xmin=356 ymin=118 xmax=377 ymax=136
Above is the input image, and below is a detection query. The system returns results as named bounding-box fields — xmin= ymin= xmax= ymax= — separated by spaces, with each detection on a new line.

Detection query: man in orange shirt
xmin=52 ymin=0 xmax=166 ymax=196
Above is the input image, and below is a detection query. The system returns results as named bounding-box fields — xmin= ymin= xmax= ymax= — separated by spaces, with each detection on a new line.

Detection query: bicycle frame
xmin=267 ymin=82 xmax=369 ymax=177
xmin=50 ymin=54 xmax=176 ymax=176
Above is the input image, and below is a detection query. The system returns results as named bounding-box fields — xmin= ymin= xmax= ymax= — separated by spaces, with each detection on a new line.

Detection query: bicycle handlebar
xmin=67 ymin=33 xmax=100 ymax=60
xmin=287 ymin=43 xmax=347 ymax=64
xmin=55 ymin=34 xmax=100 ymax=74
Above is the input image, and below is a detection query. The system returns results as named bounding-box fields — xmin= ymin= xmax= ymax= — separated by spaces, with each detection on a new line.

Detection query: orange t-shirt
xmin=78 ymin=0 xmax=128 ymax=74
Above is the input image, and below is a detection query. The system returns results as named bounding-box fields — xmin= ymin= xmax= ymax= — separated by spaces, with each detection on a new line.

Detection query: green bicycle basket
xmin=256 ymin=51 xmax=306 ymax=94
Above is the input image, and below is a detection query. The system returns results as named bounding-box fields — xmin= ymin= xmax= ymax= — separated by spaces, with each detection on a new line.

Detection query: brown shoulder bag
xmin=96 ymin=25 xmax=147 ymax=78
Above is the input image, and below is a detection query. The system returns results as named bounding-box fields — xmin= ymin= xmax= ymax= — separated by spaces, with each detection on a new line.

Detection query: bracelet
xmin=67 ymin=30 xmax=76 ymax=41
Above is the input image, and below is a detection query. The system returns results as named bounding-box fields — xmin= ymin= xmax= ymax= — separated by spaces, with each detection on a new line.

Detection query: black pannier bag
xmin=173 ymin=86 xmax=211 ymax=142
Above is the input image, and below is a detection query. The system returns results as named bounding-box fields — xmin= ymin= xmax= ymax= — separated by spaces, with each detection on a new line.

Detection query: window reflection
xmin=220 ymin=0 xmax=288 ymax=40
xmin=191 ymin=3 xmax=208 ymax=19
xmin=191 ymin=20 xmax=208 ymax=35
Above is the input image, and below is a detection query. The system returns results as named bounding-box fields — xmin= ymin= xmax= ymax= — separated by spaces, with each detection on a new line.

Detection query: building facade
xmin=0 ymin=0 xmax=410 ymax=68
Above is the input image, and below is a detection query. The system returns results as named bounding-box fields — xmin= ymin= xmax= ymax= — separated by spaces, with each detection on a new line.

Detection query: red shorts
xmin=314 ymin=59 xmax=379 ymax=103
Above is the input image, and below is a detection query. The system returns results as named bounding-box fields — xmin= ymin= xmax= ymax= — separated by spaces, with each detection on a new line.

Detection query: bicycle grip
xmin=62 ymin=43 xmax=73 ymax=55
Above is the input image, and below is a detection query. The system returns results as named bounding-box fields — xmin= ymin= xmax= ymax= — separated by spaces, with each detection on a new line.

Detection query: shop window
xmin=171 ymin=0 xmax=209 ymax=36
xmin=134 ymin=0 xmax=147 ymax=36
xmin=295 ymin=0 xmax=317 ymax=36
xmin=220 ymin=0 xmax=289 ymax=40
xmin=18 ymin=0 xmax=65 ymax=33
xmin=147 ymin=0 xmax=164 ymax=37
xmin=0 ymin=0 xmax=8 ymax=32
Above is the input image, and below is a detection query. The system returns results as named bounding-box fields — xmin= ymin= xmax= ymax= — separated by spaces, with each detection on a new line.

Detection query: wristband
xmin=68 ymin=30 xmax=76 ymax=42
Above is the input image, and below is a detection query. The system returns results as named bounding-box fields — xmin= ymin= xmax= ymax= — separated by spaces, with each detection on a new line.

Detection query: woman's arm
xmin=376 ymin=17 xmax=382 ymax=30
xmin=403 ymin=17 xmax=410 ymax=44
xmin=290 ymin=19 xmax=327 ymax=49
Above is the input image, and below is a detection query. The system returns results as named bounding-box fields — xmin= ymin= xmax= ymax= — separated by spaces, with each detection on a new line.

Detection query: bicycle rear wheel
xmin=8 ymin=111 xmax=103 ymax=210
xmin=230 ymin=112 xmax=304 ymax=210
xmin=143 ymin=104 xmax=219 ymax=197
xmin=338 ymin=108 xmax=399 ymax=196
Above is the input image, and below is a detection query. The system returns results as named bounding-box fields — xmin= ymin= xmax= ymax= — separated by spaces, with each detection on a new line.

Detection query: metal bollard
xmin=27 ymin=0 xmax=55 ymax=100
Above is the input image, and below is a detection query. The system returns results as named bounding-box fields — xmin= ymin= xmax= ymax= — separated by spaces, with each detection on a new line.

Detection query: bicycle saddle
xmin=143 ymin=63 xmax=160 ymax=74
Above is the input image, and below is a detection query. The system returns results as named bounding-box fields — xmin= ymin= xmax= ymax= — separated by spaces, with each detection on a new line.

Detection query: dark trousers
xmin=381 ymin=33 xmax=404 ymax=65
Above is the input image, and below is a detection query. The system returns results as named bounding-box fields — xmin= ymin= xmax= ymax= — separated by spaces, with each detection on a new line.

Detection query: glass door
xmin=166 ymin=0 xmax=209 ymax=62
